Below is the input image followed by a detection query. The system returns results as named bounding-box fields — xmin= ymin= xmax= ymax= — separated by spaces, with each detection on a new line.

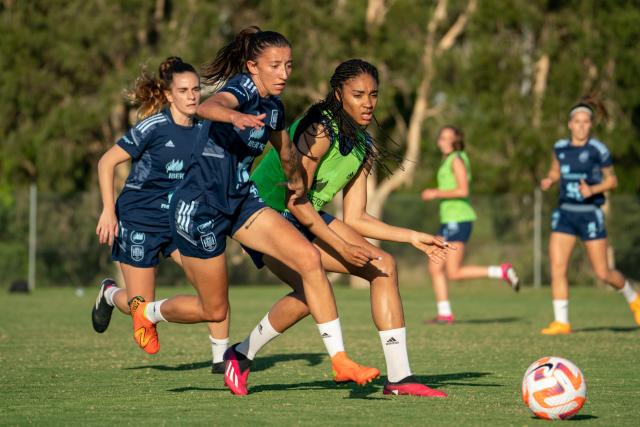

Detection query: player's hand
xmin=96 ymin=209 xmax=118 ymax=246
xmin=540 ymin=177 xmax=554 ymax=191
xmin=231 ymin=112 xmax=266 ymax=130
xmin=421 ymin=188 xmax=439 ymax=201
xmin=410 ymin=232 xmax=453 ymax=264
xmin=338 ymin=242 xmax=377 ymax=267
xmin=286 ymin=175 xmax=306 ymax=200
xmin=579 ymin=179 xmax=593 ymax=198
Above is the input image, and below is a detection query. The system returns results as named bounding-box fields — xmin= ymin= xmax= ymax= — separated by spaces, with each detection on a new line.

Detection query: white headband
xmin=569 ymin=106 xmax=593 ymax=118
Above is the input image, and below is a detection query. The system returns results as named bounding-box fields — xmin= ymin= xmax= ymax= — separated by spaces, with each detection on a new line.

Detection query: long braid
xmin=293 ymin=59 xmax=402 ymax=176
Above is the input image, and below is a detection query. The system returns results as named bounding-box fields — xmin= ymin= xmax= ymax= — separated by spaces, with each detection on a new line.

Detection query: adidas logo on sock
xmin=165 ymin=140 xmax=175 ymax=147
xmin=258 ymin=323 xmax=263 ymax=335
xmin=385 ymin=337 xmax=399 ymax=345
xmin=321 ymin=332 xmax=331 ymax=338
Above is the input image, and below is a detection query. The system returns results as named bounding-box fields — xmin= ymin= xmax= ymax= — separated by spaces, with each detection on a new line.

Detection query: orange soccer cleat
xmin=629 ymin=296 xmax=640 ymax=326
xmin=129 ymin=296 xmax=160 ymax=354
xmin=541 ymin=321 xmax=572 ymax=335
xmin=331 ymin=352 xmax=380 ymax=385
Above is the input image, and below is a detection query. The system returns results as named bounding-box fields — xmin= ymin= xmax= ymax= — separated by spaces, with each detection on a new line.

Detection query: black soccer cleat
xmin=211 ymin=361 xmax=225 ymax=374
xmin=91 ymin=278 xmax=117 ymax=333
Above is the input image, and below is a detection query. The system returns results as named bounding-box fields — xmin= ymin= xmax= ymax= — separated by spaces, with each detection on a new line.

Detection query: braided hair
xmin=201 ymin=26 xmax=291 ymax=86
xmin=292 ymin=59 xmax=401 ymax=175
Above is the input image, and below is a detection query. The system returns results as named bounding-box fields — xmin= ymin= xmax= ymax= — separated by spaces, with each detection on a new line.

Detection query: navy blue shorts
xmin=437 ymin=221 xmax=473 ymax=243
xmin=244 ymin=210 xmax=335 ymax=268
xmin=111 ymin=221 xmax=177 ymax=268
xmin=169 ymin=185 xmax=267 ymax=259
xmin=551 ymin=204 xmax=607 ymax=241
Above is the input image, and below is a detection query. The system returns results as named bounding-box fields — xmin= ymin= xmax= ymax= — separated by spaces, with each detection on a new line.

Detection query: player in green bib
xmin=421 ymin=126 xmax=520 ymax=325
xmin=226 ymin=59 xmax=452 ymax=397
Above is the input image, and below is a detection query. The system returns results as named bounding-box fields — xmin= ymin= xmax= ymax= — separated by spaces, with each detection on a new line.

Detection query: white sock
xmin=104 ymin=286 xmax=119 ymax=307
xmin=619 ymin=281 xmax=638 ymax=304
xmin=553 ymin=299 xmax=569 ymax=324
xmin=317 ymin=318 xmax=345 ymax=357
xmin=209 ymin=336 xmax=229 ymax=364
xmin=379 ymin=327 xmax=412 ymax=383
xmin=236 ymin=313 xmax=281 ymax=360
xmin=488 ymin=266 xmax=502 ymax=279
xmin=144 ymin=299 xmax=167 ymax=323
xmin=437 ymin=300 xmax=452 ymax=317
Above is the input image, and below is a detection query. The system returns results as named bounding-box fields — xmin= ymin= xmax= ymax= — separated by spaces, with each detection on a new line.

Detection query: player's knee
xmin=293 ymin=244 xmax=323 ymax=275
xmin=593 ymin=268 xmax=609 ymax=283
xmin=201 ymin=302 xmax=228 ymax=322
xmin=377 ymin=252 xmax=397 ymax=279
xmin=428 ymin=260 xmax=444 ymax=275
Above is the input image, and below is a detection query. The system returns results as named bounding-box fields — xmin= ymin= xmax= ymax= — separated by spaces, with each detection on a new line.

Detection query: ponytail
xmin=201 ymin=26 xmax=291 ymax=86
xmin=125 ymin=56 xmax=197 ymax=121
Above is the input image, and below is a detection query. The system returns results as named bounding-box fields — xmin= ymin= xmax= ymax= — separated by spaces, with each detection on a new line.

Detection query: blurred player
xmin=421 ymin=126 xmax=519 ymax=324
xmin=539 ymin=97 xmax=640 ymax=334
xmin=226 ymin=59 xmax=451 ymax=397
xmin=92 ymin=57 xmax=229 ymax=372
xmin=124 ymin=28 xmax=377 ymax=391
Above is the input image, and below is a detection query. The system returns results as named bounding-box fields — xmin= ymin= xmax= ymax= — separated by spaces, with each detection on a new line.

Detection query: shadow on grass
xmin=572 ymin=325 xmax=638 ymax=333
xmin=125 ymin=353 xmax=325 ymax=373
xmin=530 ymin=414 xmax=598 ymax=421
xmin=454 ymin=317 xmax=522 ymax=325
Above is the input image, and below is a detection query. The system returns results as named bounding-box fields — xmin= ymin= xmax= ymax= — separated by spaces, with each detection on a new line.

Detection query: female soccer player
xmin=539 ymin=98 xmax=640 ymax=335
xmin=223 ymin=59 xmax=452 ymax=397
xmin=126 ymin=28 xmax=378 ymax=389
xmin=92 ymin=57 xmax=229 ymax=372
xmin=421 ymin=126 xmax=520 ymax=324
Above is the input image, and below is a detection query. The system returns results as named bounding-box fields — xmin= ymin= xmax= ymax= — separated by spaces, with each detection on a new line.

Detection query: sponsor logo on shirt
xmin=166 ymin=159 xmax=184 ymax=179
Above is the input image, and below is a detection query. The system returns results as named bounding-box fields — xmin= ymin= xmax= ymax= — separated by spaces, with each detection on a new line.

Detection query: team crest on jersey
xmin=131 ymin=245 xmax=145 ymax=261
xmin=200 ymin=233 xmax=217 ymax=252
xmin=578 ymin=151 xmax=590 ymax=163
xmin=270 ymin=109 xmax=279 ymax=128
xmin=130 ymin=231 xmax=146 ymax=244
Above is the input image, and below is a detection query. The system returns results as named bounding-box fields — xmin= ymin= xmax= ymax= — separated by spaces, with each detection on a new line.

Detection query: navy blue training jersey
xmin=115 ymin=108 xmax=202 ymax=231
xmin=180 ymin=73 xmax=285 ymax=215
xmin=554 ymin=138 xmax=613 ymax=206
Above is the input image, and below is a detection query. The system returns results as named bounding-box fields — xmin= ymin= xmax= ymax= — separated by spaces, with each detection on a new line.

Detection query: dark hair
xmin=125 ymin=56 xmax=198 ymax=120
xmin=201 ymin=26 xmax=291 ymax=86
xmin=569 ymin=94 xmax=609 ymax=123
xmin=439 ymin=125 xmax=465 ymax=151
xmin=293 ymin=59 xmax=401 ymax=175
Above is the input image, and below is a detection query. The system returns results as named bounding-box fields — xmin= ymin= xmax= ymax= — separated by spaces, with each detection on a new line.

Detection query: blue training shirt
xmin=180 ymin=73 xmax=285 ymax=215
xmin=115 ymin=108 xmax=202 ymax=231
xmin=553 ymin=138 xmax=613 ymax=207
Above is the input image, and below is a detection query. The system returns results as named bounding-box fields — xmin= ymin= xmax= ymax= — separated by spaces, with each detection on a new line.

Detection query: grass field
xmin=1 ymin=282 xmax=639 ymax=426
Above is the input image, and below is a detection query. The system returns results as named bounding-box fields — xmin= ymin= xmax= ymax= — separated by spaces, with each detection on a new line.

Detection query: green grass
xmin=1 ymin=283 xmax=639 ymax=426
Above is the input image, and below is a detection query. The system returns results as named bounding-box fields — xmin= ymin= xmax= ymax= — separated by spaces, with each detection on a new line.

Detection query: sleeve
xmin=273 ymin=99 xmax=286 ymax=131
xmin=116 ymin=125 xmax=153 ymax=160
xmin=218 ymin=74 xmax=253 ymax=108
xmin=598 ymin=144 xmax=613 ymax=168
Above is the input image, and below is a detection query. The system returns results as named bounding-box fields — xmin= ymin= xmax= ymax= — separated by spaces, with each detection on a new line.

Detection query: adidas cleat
xmin=223 ymin=344 xmax=252 ymax=395
xmin=425 ymin=314 xmax=454 ymax=325
xmin=383 ymin=376 xmax=447 ymax=397
xmin=331 ymin=352 xmax=380 ymax=385
xmin=501 ymin=263 xmax=520 ymax=292
xmin=92 ymin=278 xmax=117 ymax=333
xmin=130 ymin=296 xmax=160 ymax=354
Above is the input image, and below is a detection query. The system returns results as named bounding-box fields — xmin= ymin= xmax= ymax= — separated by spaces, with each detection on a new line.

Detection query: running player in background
xmin=539 ymin=97 xmax=640 ymax=335
xmin=126 ymin=28 xmax=378 ymax=391
xmin=225 ymin=59 xmax=452 ymax=397
xmin=421 ymin=126 xmax=519 ymax=325
xmin=92 ymin=57 xmax=229 ymax=372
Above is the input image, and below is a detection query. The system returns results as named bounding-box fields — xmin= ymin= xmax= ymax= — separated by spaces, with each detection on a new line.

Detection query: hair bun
xmin=159 ymin=56 xmax=183 ymax=76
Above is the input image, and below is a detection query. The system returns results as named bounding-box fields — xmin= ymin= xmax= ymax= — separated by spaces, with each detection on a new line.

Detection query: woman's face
xmin=568 ymin=111 xmax=592 ymax=142
xmin=340 ymin=73 xmax=378 ymax=126
xmin=165 ymin=72 xmax=201 ymax=118
xmin=437 ymin=128 xmax=455 ymax=154
xmin=248 ymin=46 xmax=293 ymax=97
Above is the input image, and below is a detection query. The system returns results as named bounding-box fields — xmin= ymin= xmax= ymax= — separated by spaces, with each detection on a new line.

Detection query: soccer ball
xmin=521 ymin=356 xmax=586 ymax=420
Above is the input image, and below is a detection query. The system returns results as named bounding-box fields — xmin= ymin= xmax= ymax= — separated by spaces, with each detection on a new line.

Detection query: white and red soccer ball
xmin=522 ymin=356 xmax=587 ymax=420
